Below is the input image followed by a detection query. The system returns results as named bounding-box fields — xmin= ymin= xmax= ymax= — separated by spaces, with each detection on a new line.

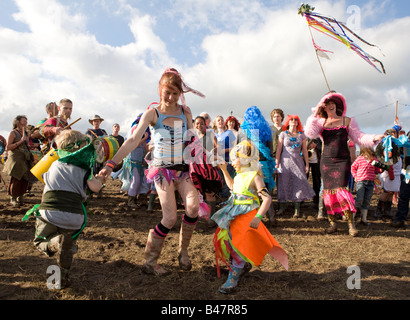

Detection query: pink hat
xmin=319 ymin=92 xmax=347 ymax=117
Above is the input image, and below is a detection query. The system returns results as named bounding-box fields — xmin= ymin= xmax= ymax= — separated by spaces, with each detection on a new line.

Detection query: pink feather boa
xmin=305 ymin=114 xmax=377 ymax=149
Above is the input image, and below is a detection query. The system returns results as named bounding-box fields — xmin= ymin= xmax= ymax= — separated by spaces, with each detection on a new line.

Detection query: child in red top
xmin=351 ymin=147 xmax=382 ymax=225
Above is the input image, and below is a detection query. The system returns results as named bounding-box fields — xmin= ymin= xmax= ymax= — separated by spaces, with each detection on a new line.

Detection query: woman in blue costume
xmin=211 ymin=140 xmax=288 ymax=294
xmin=238 ymin=106 xmax=276 ymax=223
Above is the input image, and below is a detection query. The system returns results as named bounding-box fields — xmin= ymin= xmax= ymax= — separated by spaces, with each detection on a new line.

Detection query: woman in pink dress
xmin=305 ymin=92 xmax=385 ymax=236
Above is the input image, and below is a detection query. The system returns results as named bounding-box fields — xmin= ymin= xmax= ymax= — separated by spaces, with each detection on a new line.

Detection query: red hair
xmin=282 ymin=115 xmax=304 ymax=132
xmin=225 ymin=116 xmax=240 ymax=131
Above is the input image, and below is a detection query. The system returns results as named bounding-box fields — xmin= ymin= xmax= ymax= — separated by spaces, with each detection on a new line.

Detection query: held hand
xmin=374 ymin=134 xmax=386 ymax=142
xmin=250 ymin=217 xmax=261 ymax=229
xmin=53 ymin=127 xmax=63 ymax=136
xmin=98 ymin=167 xmax=112 ymax=180
xmin=95 ymin=173 xmax=107 ymax=185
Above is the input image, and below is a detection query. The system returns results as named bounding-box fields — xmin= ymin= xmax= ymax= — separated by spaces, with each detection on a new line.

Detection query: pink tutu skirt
xmin=323 ymin=187 xmax=356 ymax=215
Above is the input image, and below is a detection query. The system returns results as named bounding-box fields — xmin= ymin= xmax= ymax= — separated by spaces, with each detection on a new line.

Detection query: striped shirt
xmin=351 ymin=156 xmax=381 ymax=182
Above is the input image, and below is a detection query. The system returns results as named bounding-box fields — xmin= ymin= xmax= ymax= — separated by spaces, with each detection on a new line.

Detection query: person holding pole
xmin=38 ymin=99 xmax=74 ymax=149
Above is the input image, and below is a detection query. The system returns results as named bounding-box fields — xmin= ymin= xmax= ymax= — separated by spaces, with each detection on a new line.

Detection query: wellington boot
xmin=359 ymin=209 xmax=371 ymax=226
xmin=382 ymin=201 xmax=393 ymax=220
xmin=326 ymin=222 xmax=337 ymax=234
xmin=317 ymin=196 xmax=326 ymax=220
xmin=276 ymin=202 xmax=286 ymax=216
xmin=47 ymin=234 xmax=62 ymax=257
xmin=267 ymin=203 xmax=277 ymax=226
xmin=374 ymin=200 xmax=385 ymax=220
xmin=57 ymin=234 xmax=75 ymax=270
xmin=178 ymin=221 xmax=197 ymax=271
xmin=348 ymin=223 xmax=359 ymax=237
xmin=345 ymin=211 xmax=359 ymax=237
xmin=142 ymin=229 xmax=170 ymax=276
xmin=137 ymin=194 xmax=148 ymax=208
xmin=147 ymin=194 xmax=156 ymax=213
xmin=59 ymin=268 xmax=71 ymax=289
xmin=127 ymin=196 xmax=140 ymax=208
xmin=219 ymin=265 xmax=246 ymax=294
xmin=326 ymin=214 xmax=337 ymax=234
xmin=293 ymin=202 xmax=301 ymax=219
xmin=10 ymin=196 xmax=20 ymax=207
xmin=16 ymin=195 xmax=24 ymax=205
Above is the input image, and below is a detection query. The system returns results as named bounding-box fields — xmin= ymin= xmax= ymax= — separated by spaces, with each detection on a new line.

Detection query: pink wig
xmin=319 ymin=92 xmax=347 ymax=117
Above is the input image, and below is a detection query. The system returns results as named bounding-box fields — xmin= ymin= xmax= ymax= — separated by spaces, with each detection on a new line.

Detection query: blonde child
xmin=211 ymin=140 xmax=288 ymax=294
xmin=351 ymin=147 xmax=382 ymax=225
xmin=23 ymin=130 xmax=105 ymax=288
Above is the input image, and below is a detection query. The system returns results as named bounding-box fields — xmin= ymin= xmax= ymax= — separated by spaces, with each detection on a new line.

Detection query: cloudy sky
xmin=0 ymin=0 xmax=409 ymax=140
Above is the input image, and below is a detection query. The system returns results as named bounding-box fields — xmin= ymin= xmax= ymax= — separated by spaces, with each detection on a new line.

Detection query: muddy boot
xmin=178 ymin=217 xmax=197 ymax=271
xmin=10 ymin=196 xmax=20 ymax=207
xmin=57 ymin=233 xmax=75 ymax=270
xmin=345 ymin=211 xmax=359 ymax=237
xmin=374 ymin=200 xmax=385 ymax=220
xmin=59 ymin=267 xmax=71 ymax=289
xmin=326 ymin=214 xmax=337 ymax=234
xmin=137 ymin=194 xmax=148 ymax=208
xmin=359 ymin=209 xmax=370 ymax=226
xmin=293 ymin=202 xmax=301 ymax=219
xmin=147 ymin=194 xmax=156 ymax=213
xmin=47 ymin=234 xmax=63 ymax=257
xmin=267 ymin=202 xmax=277 ymax=226
xmin=218 ymin=265 xmax=245 ymax=294
xmin=317 ymin=196 xmax=326 ymax=220
xmin=276 ymin=202 xmax=286 ymax=216
xmin=16 ymin=195 xmax=24 ymax=206
xmin=127 ymin=196 xmax=139 ymax=208
xmin=142 ymin=229 xmax=170 ymax=276
xmin=382 ymin=201 xmax=393 ymax=221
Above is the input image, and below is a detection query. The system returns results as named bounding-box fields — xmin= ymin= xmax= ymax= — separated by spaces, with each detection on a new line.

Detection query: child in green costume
xmin=211 ymin=140 xmax=288 ymax=294
xmin=23 ymin=130 xmax=105 ymax=288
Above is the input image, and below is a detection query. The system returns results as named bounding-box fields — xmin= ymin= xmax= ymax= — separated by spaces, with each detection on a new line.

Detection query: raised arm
xmin=99 ymin=108 xmax=156 ymax=179
xmin=348 ymin=117 xmax=384 ymax=148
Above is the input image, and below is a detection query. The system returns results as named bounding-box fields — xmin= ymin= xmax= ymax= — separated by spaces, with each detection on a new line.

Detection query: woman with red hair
xmin=99 ymin=68 xmax=205 ymax=275
xmin=275 ymin=115 xmax=315 ymax=218
xmin=225 ymin=116 xmax=240 ymax=138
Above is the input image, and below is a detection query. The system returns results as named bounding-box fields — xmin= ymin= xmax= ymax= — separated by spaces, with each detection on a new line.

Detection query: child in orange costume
xmin=211 ymin=140 xmax=288 ymax=294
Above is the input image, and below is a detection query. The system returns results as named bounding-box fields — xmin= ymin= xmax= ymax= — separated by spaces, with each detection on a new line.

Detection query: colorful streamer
xmin=299 ymin=4 xmax=386 ymax=74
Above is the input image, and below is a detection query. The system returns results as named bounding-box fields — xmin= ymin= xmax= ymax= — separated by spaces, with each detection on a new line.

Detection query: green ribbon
xmin=22 ymin=203 xmax=87 ymax=240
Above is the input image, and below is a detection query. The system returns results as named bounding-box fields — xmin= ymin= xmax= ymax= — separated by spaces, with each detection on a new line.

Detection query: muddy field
xmin=0 ymin=165 xmax=409 ymax=304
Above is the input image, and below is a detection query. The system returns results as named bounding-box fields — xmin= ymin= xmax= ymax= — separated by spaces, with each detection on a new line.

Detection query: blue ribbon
xmin=382 ymin=135 xmax=410 ymax=162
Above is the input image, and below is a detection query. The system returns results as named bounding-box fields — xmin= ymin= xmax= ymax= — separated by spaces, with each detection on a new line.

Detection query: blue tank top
xmin=150 ymin=106 xmax=188 ymax=167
